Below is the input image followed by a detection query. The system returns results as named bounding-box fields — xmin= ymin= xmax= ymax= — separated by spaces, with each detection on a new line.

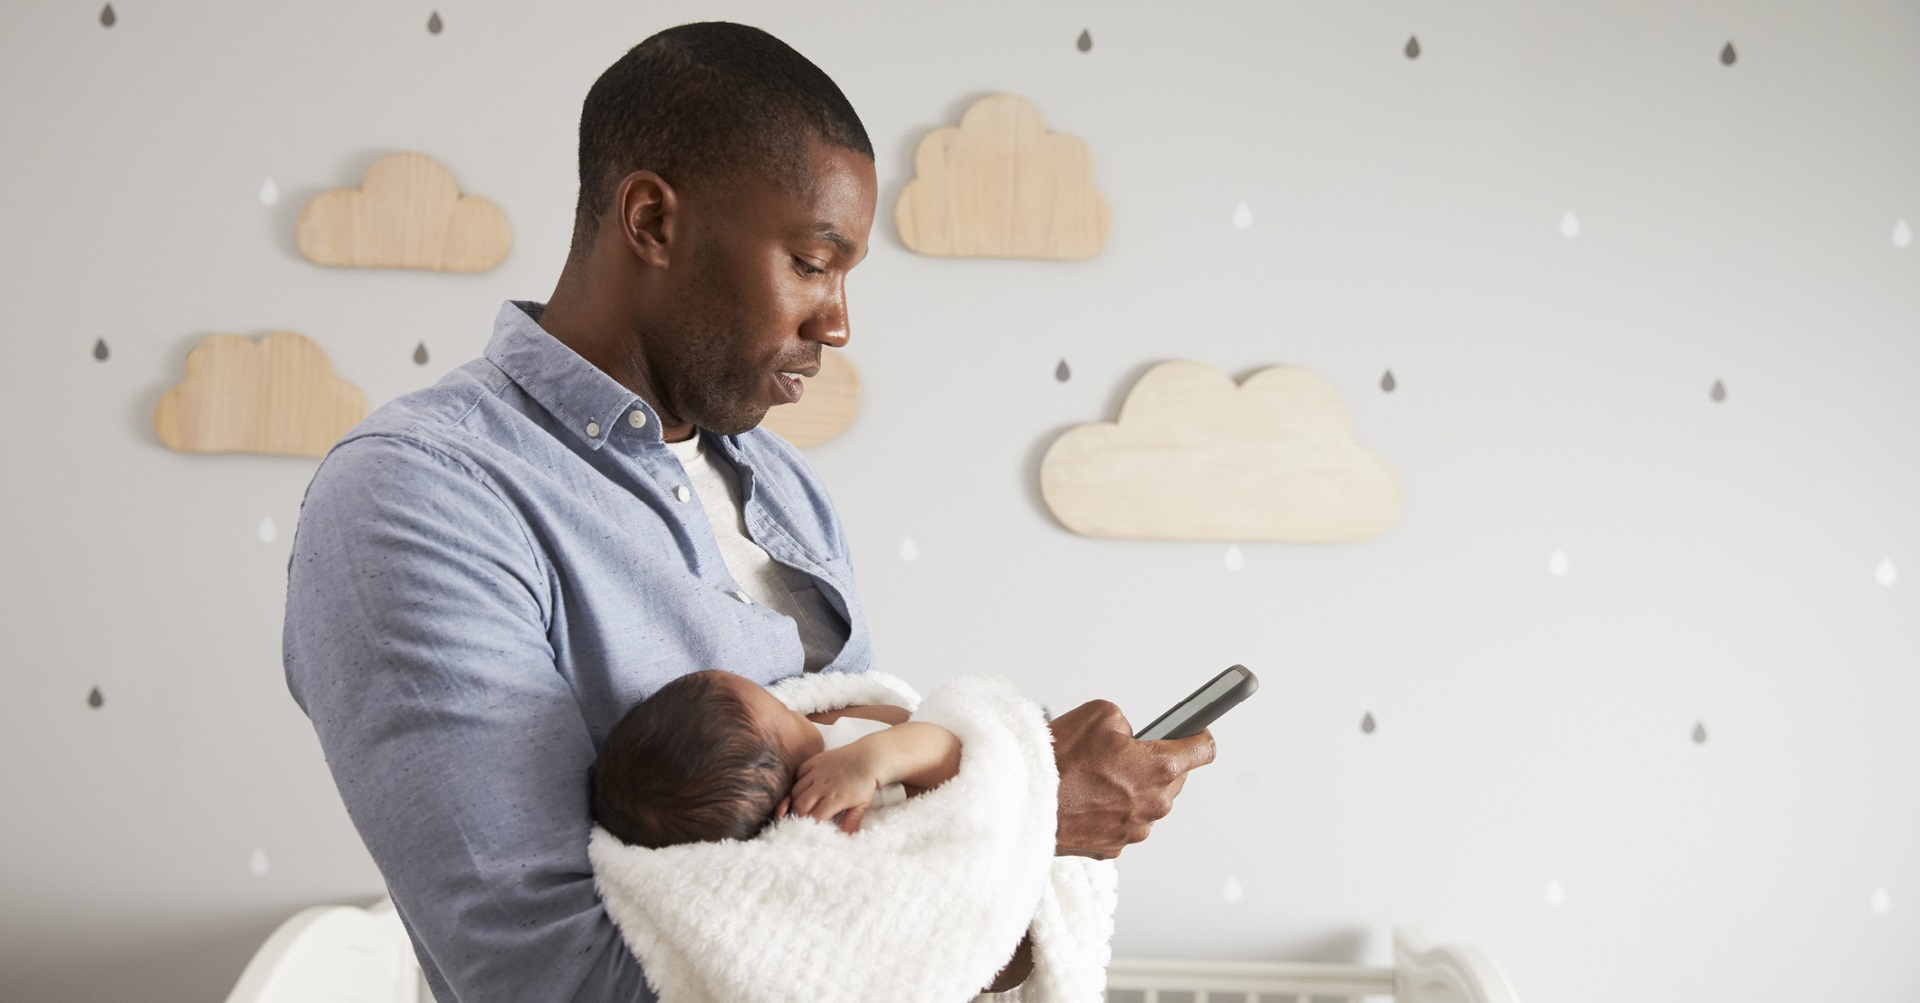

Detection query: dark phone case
xmin=1133 ymin=665 xmax=1259 ymax=740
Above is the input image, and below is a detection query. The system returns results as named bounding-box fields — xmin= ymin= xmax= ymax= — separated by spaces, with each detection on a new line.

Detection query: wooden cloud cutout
xmin=1040 ymin=361 xmax=1403 ymax=542
xmin=153 ymin=331 xmax=366 ymax=458
xmin=895 ymin=93 xmax=1110 ymax=260
xmin=759 ymin=349 xmax=861 ymax=448
xmin=298 ymin=152 xmax=511 ymax=272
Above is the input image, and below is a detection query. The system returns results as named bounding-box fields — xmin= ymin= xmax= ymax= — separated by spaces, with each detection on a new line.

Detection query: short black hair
xmin=593 ymin=670 xmax=792 ymax=848
xmin=571 ymin=22 xmax=874 ymax=254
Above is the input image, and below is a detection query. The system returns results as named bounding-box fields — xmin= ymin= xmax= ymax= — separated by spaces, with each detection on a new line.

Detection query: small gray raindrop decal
xmin=1380 ymin=369 xmax=1396 ymax=393
xmin=92 ymin=339 xmax=110 ymax=361
xmin=1710 ymin=379 xmax=1726 ymax=402
xmin=1404 ymin=36 xmax=1420 ymax=59
xmin=1720 ymin=42 xmax=1737 ymax=66
xmin=1054 ymin=359 xmax=1070 ymax=382
xmin=1076 ymin=29 xmax=1092 ymax=53
xmin=1361 ymin=711 xmax=1376 ymax=734
xmin=87 ymin=687 xmax=104 ymax=708
xmin=1692 ymin=721 xmax=1708 ymax=743
xmin=427 ymin=11 xmax=443 ymax=34
xmin=99 ymin=4 xmax=115 ymax=27
xmin=413 ymin=342 xmax=430 ymax=365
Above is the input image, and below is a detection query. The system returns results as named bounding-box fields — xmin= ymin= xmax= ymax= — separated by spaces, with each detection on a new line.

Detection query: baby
xmin=593 ymin=669 xmax=962 ymax=848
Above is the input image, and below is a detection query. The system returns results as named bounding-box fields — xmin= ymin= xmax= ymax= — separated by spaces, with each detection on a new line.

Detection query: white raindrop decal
xmin=1222 ymin=876 xmax=1245 ymax=902
xmin=257 ymin=517 xmax=277 ymax=544
xmin=1893 ymin=219 xmax=1912 ymax=249
xmin=249 ymin=848 xmax=270 ymax=877
xmin=898 ymin=536 xmax=919 ymax=563
xmin=1559 ymin=211 xmax=1581 ymax=238
xmin=1876 ymin=558 xmax=1897 ymax=587
xmin=1549 ymin=549 xmax=1569 ymax=577
xmin=1870 ymin=887 xmax=1891 ymax=915
xmin=258 ymin=178 xmax=279 ymax=205
xmin=1223 ymin=544 xmax=1244 ymax=572
xmin=1544 ymin=878 xmax=1565 ymax=906
xmin=1232 ymin=202 xmax=1253 ymax=230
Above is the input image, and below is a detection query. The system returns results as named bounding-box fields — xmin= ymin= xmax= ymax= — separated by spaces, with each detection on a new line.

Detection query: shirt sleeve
xmin=283 ymin=433 xmax=653 ymax=1003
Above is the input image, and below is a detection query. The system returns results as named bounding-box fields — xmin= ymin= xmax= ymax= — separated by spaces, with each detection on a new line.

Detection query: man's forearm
xmin=983 ymin=932 xmax=1035 ymax=993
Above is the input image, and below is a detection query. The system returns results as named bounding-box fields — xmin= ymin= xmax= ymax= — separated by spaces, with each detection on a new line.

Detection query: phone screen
xmin=1135 ymin=667 xmax=1254 ymax=740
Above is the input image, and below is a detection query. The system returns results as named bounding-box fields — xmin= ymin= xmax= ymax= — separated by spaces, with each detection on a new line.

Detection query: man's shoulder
xmin=351 ymin=357 xmax=521 ymax=447
xmin=315 ymin=357 xmax=522 ymax=488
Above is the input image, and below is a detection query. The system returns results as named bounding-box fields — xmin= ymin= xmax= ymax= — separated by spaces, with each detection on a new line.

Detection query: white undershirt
xmin=663 ymin=432 xmax=839 ymax=672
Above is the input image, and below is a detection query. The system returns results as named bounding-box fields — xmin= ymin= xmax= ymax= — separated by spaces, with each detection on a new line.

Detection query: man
xmin=285 ymin=22 xmax=1214 ymax=1002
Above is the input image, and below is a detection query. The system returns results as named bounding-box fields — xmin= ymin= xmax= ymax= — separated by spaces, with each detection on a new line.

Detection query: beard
xmin=625 ymin=238 xmax=820 ymax=437
xmin=636 ymin=308 xmax=770 ymax=436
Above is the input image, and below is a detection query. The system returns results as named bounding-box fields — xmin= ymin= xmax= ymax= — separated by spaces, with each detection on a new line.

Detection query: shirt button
xmin=675 ymin=485 xmax=691 ymax=503
xmin=628 ymin=410 xmax=648 ymax=429
xmin=584 ymin=421 xmax=601 ymax=438
xmin=733 ymin=590 xmax=753 ymax=604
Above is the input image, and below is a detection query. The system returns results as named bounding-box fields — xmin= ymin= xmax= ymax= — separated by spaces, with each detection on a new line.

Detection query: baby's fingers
xmin=806 ymin=792 xmax=851 ymax=823
xmin=788 ymin=777 xmax=825 ymax=818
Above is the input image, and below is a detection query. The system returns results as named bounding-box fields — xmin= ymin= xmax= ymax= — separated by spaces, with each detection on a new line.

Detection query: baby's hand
xmin=788 ymin=746 xmax=882 ymax=833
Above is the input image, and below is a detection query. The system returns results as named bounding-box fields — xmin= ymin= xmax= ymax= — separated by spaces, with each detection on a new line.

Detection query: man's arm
xmin=1047 ymin=700 xmax=1216 ymax=859
xmin=284 ymin=435 xmax=650 ymax=1003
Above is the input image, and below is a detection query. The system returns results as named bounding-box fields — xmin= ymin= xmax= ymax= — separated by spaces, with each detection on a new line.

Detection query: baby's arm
xmin=806 ymin=704 xmax=910 ymax=726
xmin=788 ymin=722 xmax=961 ymax=832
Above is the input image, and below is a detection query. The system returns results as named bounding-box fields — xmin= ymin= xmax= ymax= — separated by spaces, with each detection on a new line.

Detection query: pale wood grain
xmin=895 ymin=93 xmax=1110 ymax=260
xmin=1040 ymin=361 xmax=1402 ymax=542
xmin=153 ymin=331 xmax=366 ymax=458
xmin=760 ymin=349 xmax=860 ymax=448
xmin=297 ymin=152 xmax=510 ymax=272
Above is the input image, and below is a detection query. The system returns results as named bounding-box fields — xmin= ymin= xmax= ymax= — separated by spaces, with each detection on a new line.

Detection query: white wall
xmin=1 ymin=1 xmax=1915 ymax=1000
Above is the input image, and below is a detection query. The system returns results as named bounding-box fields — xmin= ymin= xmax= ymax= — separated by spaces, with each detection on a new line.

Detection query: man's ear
xmin=613 ymin=170 xmax=677 ymax=268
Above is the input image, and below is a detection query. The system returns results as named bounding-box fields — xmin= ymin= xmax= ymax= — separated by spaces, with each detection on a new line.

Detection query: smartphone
xmin=1133 ymin=665 xmax=1259 ymax=741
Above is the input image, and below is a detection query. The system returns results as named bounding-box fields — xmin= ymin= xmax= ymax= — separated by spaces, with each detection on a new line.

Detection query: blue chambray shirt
xmin=284 ymin=301 xmax=871 ymax=1003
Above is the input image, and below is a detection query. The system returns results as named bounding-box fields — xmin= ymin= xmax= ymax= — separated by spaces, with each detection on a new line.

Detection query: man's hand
xmin=1048 ymin=700 xmax=1216 ymax=859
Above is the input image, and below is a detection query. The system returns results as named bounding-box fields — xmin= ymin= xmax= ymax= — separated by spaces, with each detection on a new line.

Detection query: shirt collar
xmin=484 ymin=300 xmax=657 ymax=449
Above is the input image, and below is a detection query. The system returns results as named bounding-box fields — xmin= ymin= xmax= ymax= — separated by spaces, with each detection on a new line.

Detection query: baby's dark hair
xmin=593 ymin=670 xmax=791 ymax=848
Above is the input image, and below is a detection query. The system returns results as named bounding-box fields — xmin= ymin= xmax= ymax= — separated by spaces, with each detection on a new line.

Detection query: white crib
xmin=225 ymin=900 xmax=1519 ymax=1003
xmin=1105 ymin=928 xmax=1520 ymax=1003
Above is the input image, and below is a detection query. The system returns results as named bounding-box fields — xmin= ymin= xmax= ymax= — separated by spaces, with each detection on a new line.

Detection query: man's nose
xmin=802 ymin=276 xmax=851 ymax=348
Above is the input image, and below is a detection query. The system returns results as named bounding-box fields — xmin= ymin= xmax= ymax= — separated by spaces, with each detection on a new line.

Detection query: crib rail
xmin=1106 ymin=958 xmax=1394 ymax=1002
xmin=1105 ymin=927 xmax=1519 ymax=1003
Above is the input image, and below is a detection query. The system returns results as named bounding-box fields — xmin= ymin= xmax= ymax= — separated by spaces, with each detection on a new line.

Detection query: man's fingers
xmin=1148 ymin=729 xmax=1217 ymax=772
xmin=1055 ymin=698 xmax=1133 ymax=735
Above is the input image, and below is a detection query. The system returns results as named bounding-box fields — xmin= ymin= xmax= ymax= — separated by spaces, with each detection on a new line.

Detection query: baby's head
xmin=593 ymin=669 xmax=824 ymax=848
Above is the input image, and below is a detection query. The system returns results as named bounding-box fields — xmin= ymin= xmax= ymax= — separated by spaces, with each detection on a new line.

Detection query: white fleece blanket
xmin=589 ymin=671 xmax=1117 ymax=1003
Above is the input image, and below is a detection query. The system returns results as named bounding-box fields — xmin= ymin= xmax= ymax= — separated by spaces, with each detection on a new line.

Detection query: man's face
xmin=640 ymin=139 xmax=877 ymax=435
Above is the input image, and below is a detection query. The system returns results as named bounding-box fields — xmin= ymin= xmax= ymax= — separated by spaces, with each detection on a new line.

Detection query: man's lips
xmin=772 ymin=369 xmax=809 ymax=404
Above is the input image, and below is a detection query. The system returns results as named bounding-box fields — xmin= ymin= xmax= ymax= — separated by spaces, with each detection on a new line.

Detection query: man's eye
xmin=793 ymin=256 xmax=826 ymax=277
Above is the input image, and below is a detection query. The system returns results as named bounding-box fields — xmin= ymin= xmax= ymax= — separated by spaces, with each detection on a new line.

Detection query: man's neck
xmin=540 ymin=266 xmax=697 ymax=443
